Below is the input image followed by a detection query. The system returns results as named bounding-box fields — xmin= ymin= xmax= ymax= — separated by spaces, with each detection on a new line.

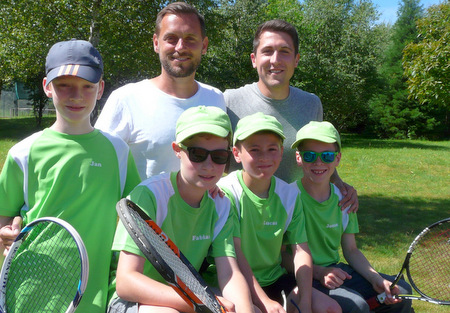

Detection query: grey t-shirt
xmin=225 ymin=82 xmax=323 ymax=183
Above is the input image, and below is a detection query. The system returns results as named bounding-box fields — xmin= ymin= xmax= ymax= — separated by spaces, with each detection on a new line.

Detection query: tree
xmin=368 ymin=0 xmax=425 ymax=139
xmin=403 ymin=2 xmax=449 ymax=139
xmin=297 ymin=0 xmax=381 ymax=131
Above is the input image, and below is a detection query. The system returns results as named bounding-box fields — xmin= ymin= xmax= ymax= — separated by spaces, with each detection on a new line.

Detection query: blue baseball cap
xmin=45 ymin=39 xmax=103 ymax=86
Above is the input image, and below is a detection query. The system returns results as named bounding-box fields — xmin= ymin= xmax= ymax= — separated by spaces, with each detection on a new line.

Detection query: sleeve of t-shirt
xmin=209 ymin=199 xmax=236 ymax=259
xmin=284 ymin=194 xmax=308 ymax=245
xmin=123 ymin=151 xmax=141 ymax=197
xmin=220 ymin=186 xmax=241 ymax=239
xmin=95 ymin=90 xmax=131 ymax=143
xmin=0 ymin=153 xmax=25 ymax=217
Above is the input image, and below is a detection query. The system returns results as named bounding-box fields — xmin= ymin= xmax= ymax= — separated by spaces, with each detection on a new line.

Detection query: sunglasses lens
xmin=187 ymin=147 xmax=230 ymax=164
xmin=321 ymin=152 xmax=336 ymax=163
xmin=302 ymin=151 xmax=317 ymax=163
xmin=210 ymin=150 xmax=230 ymax=164
xmin=188 ymin=147 xmax=209 ymax=163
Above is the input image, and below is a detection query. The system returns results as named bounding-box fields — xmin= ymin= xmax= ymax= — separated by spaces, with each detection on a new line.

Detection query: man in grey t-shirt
xmin=225 ymin=19 xmax=358 ymax=210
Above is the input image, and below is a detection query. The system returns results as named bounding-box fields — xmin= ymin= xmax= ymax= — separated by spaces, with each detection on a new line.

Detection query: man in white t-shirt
xmin=95 ymin=2 xmax=226 ymax=180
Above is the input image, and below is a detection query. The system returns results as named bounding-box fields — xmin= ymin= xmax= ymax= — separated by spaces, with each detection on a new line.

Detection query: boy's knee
xmin=326 ymin=301 xmax=342 ymax=313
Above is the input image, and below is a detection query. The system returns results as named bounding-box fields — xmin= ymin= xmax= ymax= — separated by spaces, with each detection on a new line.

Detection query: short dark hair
xmin=155 ymin=2 xmax=206 ymax=38
xmin=253 ymin=19 xmax=299 ymax=55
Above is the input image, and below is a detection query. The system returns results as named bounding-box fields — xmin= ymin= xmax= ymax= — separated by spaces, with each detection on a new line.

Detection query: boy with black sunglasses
xmin=211 ymin=113 xmax=340 ymax=313
xmin=108 ymin=106 xmax=255 ymax=313
xmin=289 ymin=121 xmax=412 ymax=313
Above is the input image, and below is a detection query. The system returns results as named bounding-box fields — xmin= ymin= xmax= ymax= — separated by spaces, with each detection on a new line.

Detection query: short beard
xmin=160 ymin=54 xmax=200 ymax=78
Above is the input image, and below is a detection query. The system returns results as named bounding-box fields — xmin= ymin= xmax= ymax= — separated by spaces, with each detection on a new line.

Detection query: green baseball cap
xmin=176 ymin=106 xmax=232 ymax=144
xmin=233 ymin=112 xmax=285 ymax=145
xmin=291 ymin=121 xmax=341 ymax=150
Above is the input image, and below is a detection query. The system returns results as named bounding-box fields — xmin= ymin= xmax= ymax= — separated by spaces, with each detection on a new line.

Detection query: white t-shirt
xmin=96 ymin=79 xmax=226 ymax=180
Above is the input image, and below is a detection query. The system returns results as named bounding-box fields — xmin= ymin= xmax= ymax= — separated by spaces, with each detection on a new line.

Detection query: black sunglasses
xmin=178 ymin=143 xmax=231 ymax=165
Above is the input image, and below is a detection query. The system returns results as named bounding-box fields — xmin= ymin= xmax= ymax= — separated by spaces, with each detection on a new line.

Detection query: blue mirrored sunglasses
xmin=300 ymin=151 xmax=338 ymax=163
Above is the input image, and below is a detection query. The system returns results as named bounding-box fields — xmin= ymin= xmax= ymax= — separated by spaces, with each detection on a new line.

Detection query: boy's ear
xmin=172 ymin=142 xmax=182 ymax=159
xmin=97 ymin=80 xmax=105 ymax=100
xmin=42 ymin=78 xmax=52 ymax=98
xmin=335 ymin=152 xmax=342 ymax=166
xmin=295 ymin=150 xmax=302 ymax=166
xmin=232 ymin=146 xmax=242 ymax=163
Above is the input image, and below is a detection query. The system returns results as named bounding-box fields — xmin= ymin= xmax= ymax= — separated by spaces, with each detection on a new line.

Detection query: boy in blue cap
xmin=0 ymin=39 xmax=141 ymax=313
xmin=289 ymin=121 xmax=412 ymax=313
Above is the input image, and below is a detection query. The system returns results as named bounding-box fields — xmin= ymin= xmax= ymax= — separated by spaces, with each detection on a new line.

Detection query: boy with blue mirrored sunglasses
xmin=288 ymin=121 xmax=412 ymax=313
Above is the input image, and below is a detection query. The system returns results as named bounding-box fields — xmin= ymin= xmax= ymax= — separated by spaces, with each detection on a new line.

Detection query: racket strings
xmin=5 ymin=221 xmax=82 ymax=312
xmin=408 ymin=225 xmax=450 ymax=302
xmin=129 ymin=209 xmax=223 ymax=312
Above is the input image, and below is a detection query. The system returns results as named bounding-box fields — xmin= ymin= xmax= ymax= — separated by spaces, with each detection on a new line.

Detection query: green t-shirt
xmin=0 ymin=128 xmax=141 ymax=313
xmin=110 ymin=172 xmax=236 ymax=299
xmin=296 ymin=181 xmax=359 ymax=267
xmin=219 ymin=170 xmax=307 ymax=287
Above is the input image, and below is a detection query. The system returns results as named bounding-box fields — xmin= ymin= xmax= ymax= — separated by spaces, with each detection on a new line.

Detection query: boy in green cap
xmin=217 ymin=112 xmax=340 ymax=313
xmin=289 ymin=121 xmax=412 ymax=313
xmin=108 ymin=106 xmax=255 ymax=313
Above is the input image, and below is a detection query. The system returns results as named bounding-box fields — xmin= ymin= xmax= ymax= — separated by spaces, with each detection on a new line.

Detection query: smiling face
xmin=174 ymin=134 xmax=228 ymax=196
xmin=43 ymin=75 xmax=104 ymax=134
xmin=251 ymin=30 xmax=299 ymax=99
xmin=153 ymin=13 xmax=208 ymax=79
xmin=297 ymin=139 xmax=341 ymax=187
xmin=234 ymin=132 xmax=283 ymax=184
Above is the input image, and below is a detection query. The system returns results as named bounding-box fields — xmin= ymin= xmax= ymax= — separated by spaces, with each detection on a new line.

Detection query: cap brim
xmin=176 ymin=125 xmax=230 ymax=143
xmin=234 ymin=127 xmax=285 ymax=145
xmin=46 ymin=65 xmax=102 ymax=86
xmin=291 ymin=136 xmax=339 ymax=149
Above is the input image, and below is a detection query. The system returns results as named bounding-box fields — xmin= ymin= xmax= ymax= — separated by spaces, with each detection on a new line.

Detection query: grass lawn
xmin=0 ymin=117 xmax=449 ymax=312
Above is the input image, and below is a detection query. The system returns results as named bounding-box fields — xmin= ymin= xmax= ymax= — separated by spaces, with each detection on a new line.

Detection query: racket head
xmin=116 ymin=198 xmax=227 ymax=313
xmin=0 ymin=217 xmax=89 ymax=313
xmin=404 ymin=217 xmax=450 ymax=305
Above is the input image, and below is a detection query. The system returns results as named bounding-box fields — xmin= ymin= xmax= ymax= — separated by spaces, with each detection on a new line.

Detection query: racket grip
xmin=366 ymin=292 xmax=385 ymax=310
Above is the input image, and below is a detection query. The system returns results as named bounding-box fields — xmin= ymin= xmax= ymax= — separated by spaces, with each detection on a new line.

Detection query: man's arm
xmin=330 ymin=169 xmax=359 ymax=212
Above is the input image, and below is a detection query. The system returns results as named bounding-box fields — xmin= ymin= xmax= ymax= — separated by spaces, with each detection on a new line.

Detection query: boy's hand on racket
xmin=217 ymin=295 xmax=235 ymax=313
xmin=374 ymin=278 xmax=402 ymax=305
xmin=0 ymin=216 xmax=23 ymax=255
xmin=320 ymin=267 xmax=352 ymax=289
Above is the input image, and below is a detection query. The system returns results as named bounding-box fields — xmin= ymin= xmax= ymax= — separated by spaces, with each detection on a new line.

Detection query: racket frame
xmin=377 ymin=217 xmax=450 ymax=306
xmin=0 ymin=217 xmax=89 ymax=313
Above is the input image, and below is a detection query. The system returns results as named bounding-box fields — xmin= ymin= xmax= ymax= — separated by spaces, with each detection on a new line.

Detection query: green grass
xmin=0 ymin=118 xmax=449 ymax=312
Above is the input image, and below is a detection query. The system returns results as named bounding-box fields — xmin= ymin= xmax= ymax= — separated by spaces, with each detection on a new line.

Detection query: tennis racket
xmin=116 ymin=198 xmax=227 ymax=313
xmin=0 ymin=217 xmax=89 ymax=313
xmin=367 ymin=217 xmax=450 ymax=309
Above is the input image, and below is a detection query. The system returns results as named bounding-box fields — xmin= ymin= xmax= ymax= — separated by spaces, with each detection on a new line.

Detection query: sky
xmin=373 ymin=0 xmax=444 ymax=24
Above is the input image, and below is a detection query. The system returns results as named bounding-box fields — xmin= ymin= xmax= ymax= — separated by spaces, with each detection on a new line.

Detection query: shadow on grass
xmin=0 ymin=117 xmax=55 ymax=140
xmin=341 ymin=134 xmax=450 ymax=151
xmin=356 ymin=195 xmax=450 ymax=250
